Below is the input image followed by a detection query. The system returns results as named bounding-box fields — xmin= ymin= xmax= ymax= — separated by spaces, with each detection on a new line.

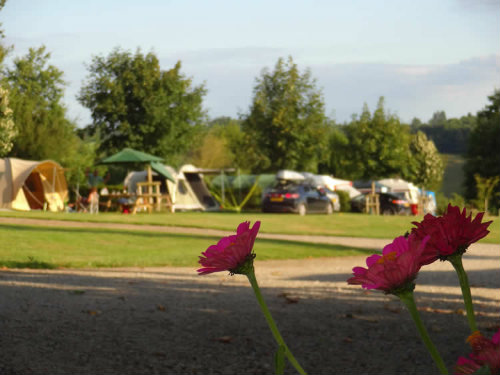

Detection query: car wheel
xmin=325 ymin=203 xmax=333 ymax=215
xmin=298 ymin=203 xmax=306 ymax=216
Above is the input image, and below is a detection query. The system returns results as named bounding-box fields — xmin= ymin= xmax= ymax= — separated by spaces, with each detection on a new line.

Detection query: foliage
xmin=464 ymin=90 xmax=500 ymax=209
xmin=435 ymin=192 xmax=466 ymax=215
xmin=188 ymin=117 xmax=243 ymax=169
xmin=342 ymin=98 xmax=411 ymax=180
xmin=473 ymin=174 xmax=500 ymax=214
xmin=78 ymin=47 xmax=207 ymax=166
xmin=4 ymin=47 xmax=83 ymax=165
xmin=317 ymin=122 xmax=350 ymax=177
xmin=240 ymin=56 xmax=328 ymax=173
xmin=336 ymin=190 xmax=351 ymax=212
xmin=406 ymin=131 xmax=443 ymax=190
xmin=0 ymin=87 xmax=16 ymax=156
xmin=411 ymin=112 xmax=476 ymax=154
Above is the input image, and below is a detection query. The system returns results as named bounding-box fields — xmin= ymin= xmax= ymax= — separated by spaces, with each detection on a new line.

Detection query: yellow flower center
xmin=376 ymin=251 xmax=397 ymax=264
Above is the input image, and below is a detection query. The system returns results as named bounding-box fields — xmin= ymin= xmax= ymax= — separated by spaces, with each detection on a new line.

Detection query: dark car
xmin=350 ymin=192 xmax=411 ymax=215
xmin=262 ymin=181 xmax=333 ymax=215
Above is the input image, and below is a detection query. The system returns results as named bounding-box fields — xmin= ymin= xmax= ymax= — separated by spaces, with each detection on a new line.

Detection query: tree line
xmin=0 ymin=1 xmax=498 ymax=209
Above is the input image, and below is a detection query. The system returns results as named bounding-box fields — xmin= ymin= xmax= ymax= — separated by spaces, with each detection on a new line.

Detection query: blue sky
xmin=2 ymin=0 xmax=499 ymax=126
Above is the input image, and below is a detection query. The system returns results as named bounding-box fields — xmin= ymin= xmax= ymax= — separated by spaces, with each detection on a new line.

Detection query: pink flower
xmin=411 ymin=204 xmax=492 ymax=265
xmin=347 ymin=234 xmax=429 ymax=294
xmin=197 ymin=221 xmax=261 ymax=275
xmin=454 ymin=329 xmax=500 ymax=374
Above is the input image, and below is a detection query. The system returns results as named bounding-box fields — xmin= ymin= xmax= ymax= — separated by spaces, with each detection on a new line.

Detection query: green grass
xmin=1 ymin=210 xmax=498 ymax=243
xmin=0 ymin=224 xmax=374 ymax=269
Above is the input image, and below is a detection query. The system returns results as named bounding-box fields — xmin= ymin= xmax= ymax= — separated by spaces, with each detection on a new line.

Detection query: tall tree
xmin=343 ymin=97 xmax=411 ymax=180
xmin=405 ymin=131 xmax=443 ymax=190
xmin=464 ymin=90 xmax=500 ymax=208
xmin=240 ymin=56 xmax=328 ymax=173
xmin=5 ymin=46 xmax=79 ymax=163
xmin=78 ymin=48 xmax=207 ymax=166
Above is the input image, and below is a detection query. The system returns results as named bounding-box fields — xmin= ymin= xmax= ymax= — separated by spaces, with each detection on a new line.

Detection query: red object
xmin=410 ymin=203 xmax=418 ymax=215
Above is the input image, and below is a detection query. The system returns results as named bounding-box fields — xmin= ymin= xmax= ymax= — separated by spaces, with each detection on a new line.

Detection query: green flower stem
xmin=448 ymin=254 xmax=478 ymax=333
xmin=246 ymin=270 xmax=307 ymax=375
xmin=398 ymin=290 xmax=449 ymax=375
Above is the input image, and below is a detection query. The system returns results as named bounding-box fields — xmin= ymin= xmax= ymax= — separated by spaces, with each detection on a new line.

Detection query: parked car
xmin=323 ymin=187 xmax=341 ymax=212
xmin=262 ymin=181 xmax=334 ymax=215
xmin=350 ymin=192 xmax=411 ymax=215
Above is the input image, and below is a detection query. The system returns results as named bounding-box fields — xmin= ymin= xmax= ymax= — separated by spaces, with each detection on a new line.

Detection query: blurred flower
xmin=347 ymin=235 xmax=429 ymax=294
xmin=197 ymin=221 xmax=260 ymax=275
xmin=412 ymin=204 xmax=492 ymax=265
xmin=454 ymin=329 xmax=500 ymax=374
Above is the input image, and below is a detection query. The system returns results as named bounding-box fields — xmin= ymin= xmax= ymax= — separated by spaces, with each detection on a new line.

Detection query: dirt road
xmin=0 ymin=217 xmax=498 ymax=374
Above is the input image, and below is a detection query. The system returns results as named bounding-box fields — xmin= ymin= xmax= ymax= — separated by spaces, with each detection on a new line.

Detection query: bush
xmin=336 ymin=190 xmax=351 ymax=212
xmin=435 ymin=192 xmax=466 ymax=215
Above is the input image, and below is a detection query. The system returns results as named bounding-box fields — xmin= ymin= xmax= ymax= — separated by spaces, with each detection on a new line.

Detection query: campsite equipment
xmin=0 ymin=158 xmax=68 ymax=211
xmin=124 ymin=164 xmax=219 ymax=212
xmin=99 ymin=148 xmax=174 ymax=213
xmin=99 ymin=148 xmax=174 ymax=183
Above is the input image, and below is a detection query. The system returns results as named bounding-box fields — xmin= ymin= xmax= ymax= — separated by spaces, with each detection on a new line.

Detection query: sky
xmin=2 ymin=0 xmax=499 ymax=127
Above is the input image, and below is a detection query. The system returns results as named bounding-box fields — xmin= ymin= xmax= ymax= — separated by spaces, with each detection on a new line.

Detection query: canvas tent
xmin=0 ymin=158 xmax=68 ymax=211
xmin=124 ymin=164 xmax=219 ymax=212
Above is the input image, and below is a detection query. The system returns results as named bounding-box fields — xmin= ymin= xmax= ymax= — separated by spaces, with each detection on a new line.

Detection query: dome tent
xmin=0 ymin=158 xmax=68 ymax=211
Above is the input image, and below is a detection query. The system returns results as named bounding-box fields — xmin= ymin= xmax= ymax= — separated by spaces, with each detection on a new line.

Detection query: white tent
xmin=0 ymin=158 xmax=68 ymax=211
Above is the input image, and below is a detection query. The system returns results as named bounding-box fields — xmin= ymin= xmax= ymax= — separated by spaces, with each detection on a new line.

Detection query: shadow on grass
xmin=0 ymin=257 xmax=57 ymax=269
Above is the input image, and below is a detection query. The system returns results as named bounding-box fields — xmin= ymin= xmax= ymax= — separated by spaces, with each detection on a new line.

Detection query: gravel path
xmin=0 ymin=217 xmax=498 ymax=374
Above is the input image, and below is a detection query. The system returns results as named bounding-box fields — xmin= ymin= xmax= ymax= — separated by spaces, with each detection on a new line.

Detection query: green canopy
xmin=151 ymin=162 xmax=175 ymax=183
xmin=99 ymin=148 xmax=174 ymax=184
xmin=99 ymin=148 xmax=163 ymax=164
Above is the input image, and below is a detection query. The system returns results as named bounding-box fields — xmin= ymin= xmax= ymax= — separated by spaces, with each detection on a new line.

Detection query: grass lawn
xmin=0 ymin=224 xmax=374 ymax=269
xmin=0 ymin=210 xmax=498 ymax=244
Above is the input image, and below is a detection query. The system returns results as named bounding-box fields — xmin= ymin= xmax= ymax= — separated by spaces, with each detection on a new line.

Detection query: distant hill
xmin=440 ymin=154 xmax=465 ymax=197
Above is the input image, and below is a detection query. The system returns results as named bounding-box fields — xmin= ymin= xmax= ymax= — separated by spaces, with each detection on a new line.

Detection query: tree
xmin=78 ymin=48 xmax=207 ymax=166
xmin=405 ymin=131 xmax=443 ymax=190
xmin=188 ymin=117 xmax=243 ymax=169
xmin=317 ymin=121 xmax=350 ymax=177
xmin=464 ymin=90 xmax=500 ymax=209
xmin=0 ymin=87 xmax=15 ymax=156
xmin=343 ymin=97 xmax=411 ymax=180
xmin=240 ymin=56 xmax=328 ymax=173
xmin=5 ymin=46 xmax=79 ymax=163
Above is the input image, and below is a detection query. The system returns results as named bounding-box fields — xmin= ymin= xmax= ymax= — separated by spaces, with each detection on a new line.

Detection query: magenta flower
xmin=454 ymin=329 xmax=500 ymax=374
xmin=197 ymin=221 xmax=261 ymax=275
xmin=412 ymin=204 xmax=492 ymax=265
xmin=347 ymin=234 xmax=429 ymax=294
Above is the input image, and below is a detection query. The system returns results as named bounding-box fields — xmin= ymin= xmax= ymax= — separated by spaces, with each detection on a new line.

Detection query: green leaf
xmin=471 ymin=365 xmax=492 ymax=374
xmin=274 ymin=345 xmax=286 ymax=375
